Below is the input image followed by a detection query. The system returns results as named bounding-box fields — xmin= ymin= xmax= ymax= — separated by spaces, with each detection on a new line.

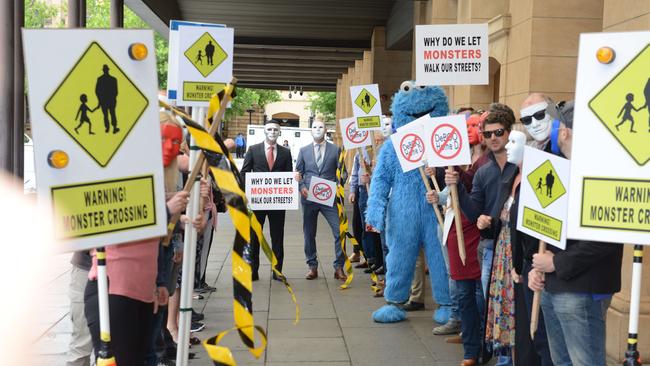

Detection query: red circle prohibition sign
xmin=431 ymin=123 xmax=462 ymax=160
xmin=346 ymin=121 xmax=369 ymax=144
xmin=399 ymin=133 xmax=425 ymax=162
xmin=312 ymin=182 xmax=333 ymax=201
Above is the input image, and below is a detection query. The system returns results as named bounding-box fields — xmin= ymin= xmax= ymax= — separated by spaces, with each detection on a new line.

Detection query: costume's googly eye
xmin=417 ymin=85 xmax=426 ymax=89
xmin=400 ymin=81 xmax=414 ymax=93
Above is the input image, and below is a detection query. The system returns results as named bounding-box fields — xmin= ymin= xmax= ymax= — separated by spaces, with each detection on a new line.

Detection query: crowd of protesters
xmin=64 ymin=88 xmax=623 ymax=366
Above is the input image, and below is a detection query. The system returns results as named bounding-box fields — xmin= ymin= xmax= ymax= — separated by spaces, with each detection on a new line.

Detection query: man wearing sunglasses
xmin=519 ymin=93 xmax=558 ymax=151
xmin=445 ymin=104 xmax=519 ymax=366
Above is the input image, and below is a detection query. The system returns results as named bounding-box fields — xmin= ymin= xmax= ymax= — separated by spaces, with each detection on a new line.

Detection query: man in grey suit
xmin=296 ymin=121 xmax=346 ymax=281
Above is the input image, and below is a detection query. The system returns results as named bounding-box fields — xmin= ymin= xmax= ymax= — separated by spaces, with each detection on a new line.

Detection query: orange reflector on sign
xmin=48 ymin=150 xmax=69 ymax=168
xmin=128 ymin=43 xmax=148 ymax=60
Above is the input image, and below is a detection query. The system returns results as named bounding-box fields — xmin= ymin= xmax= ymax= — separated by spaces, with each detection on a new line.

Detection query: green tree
xmin=85 ymin=2 xmax=169 ymax=89
xmin=24 ymin=0 xmax=63 ymax=28
xmin=225 ymin=88 xmax=280 ymax=122
xmin=308 ymin=91 xmax=336 ymax=122
xmin=24 ymin=0 xmax=169 ymax=89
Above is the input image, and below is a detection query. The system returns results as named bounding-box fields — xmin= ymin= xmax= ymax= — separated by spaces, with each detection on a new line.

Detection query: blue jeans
xmin=440 ymin=243 xmax=460 ymax=321
xmin=302 ymin=199 xmax=345 ymax=269
xmin=457 ymin=279 xmax=481 ymax=360
xmin=479 ymin=239 xmax=494 ymax=300
xmin=541 ymin=291 xmax=610 ymax=366
xmin=380 ymin=231 xmax=388 ymax=268
xmin=357 ymin=187 xmax=376 ymax=261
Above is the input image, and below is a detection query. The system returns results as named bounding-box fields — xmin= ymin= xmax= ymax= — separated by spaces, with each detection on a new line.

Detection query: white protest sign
xmin=307 ymin=176 xmax=337 ymax=207
xmin=339 ymin=117 xmax=372 ymax=150
xmin=424 ymin=114 xmax=471 ymax=167
xmin=245 ymin=172 xmax=299 ymax=210
xmin=390 ymin=117 xmax=427 ymax=172
xmin=567 ymin=32 xmax=650 ymax=245
xmin=23 ymin=29 xmax=167 ymax=252
xmin=517 ymin=147 xmax=570 ymax=249
xmin=415 ymin=23 xmax=488 ymax=86
xmin=166 ymin=20 xmax=225 ymax=101
xmin=350 ymin=84 xmax=382 ymax=129
xmin=177 ymin=24 xmax=233 ymax=106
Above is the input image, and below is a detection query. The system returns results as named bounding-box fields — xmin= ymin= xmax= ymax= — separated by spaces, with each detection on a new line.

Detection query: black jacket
xmin=241 ymin=142 xmax=293 ymax=178
xmin=544 ymin=239 xmax=623 ymax=294
xmin=457 ymin=151 xmax=518 ymax=239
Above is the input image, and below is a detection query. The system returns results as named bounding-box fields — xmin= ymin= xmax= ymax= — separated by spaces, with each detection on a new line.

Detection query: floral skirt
xmin=484 ymin=224 xmax=515 ymax=354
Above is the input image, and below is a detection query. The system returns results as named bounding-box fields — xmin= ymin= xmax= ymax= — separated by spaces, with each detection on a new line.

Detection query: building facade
xmin=334 ymin=1 xmax=650 ymax=363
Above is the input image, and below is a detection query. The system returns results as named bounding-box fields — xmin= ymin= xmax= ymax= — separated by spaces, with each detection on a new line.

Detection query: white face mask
xmin=521 ymin=101 xmax=553 ymax=142
xmin=312 ymin=122 xmax=325 ymax=140
xmin=264 ymin=123 xmax=280 ymax=143
xmin=505 ymin=130 xmax=527 ymax=165
xmin=381 ymin=116 xmax=393 ymax=138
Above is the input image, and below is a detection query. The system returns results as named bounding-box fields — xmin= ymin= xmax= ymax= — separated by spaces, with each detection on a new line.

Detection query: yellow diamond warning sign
xmin=355 ymin=88 xmax=377 ymax=114
xmin=184 ymin=32 xmax=227 ymax=78
xmin=589 ymin=44 xmax=650 ymax=166
xmin=527 ymin=159 xmax=566 ymax=208
xmin=44 ymin=42 xmax=148 ymax=167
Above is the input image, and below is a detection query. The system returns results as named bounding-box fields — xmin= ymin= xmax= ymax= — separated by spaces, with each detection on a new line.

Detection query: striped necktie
xmin=315 ymin=143 xmax=323 ymax=169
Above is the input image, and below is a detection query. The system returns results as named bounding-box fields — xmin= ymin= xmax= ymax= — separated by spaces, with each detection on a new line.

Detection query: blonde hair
xmin=160 ymin=111 xmax=182 ymax=192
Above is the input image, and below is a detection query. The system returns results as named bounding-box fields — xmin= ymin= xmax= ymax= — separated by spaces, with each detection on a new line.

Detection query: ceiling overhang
xmin=126 ymin=0 xmax=398 ymax=91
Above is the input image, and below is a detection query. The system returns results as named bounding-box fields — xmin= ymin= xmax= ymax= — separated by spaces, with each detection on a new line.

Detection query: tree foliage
xmin=24 ymin=0 xmax=63 ymax=28
xmin=225 ymin=88 xmax=280 ymax=122
xmin=308 ymin=91 xmax=336 ymax=122
xmin=24 ymin=0 xmax=169 ymax=89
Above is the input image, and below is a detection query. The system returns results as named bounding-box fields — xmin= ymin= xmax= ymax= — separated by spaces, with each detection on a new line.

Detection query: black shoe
xmin=113 ymin=127 xmax=120 ymax=134
xmin=374 ymin=266 xmax=386 ymax=275
xmin=192 ymin=310 xmax=204 ymax=322
xmin=196 ymin=283 xmax=216 ymax=293
xmin=190 ymin=322 xmax=205 ymax=333
xmin=364 ymin=263 xmax=378 ymax=274
xmin=252 ymin=272 xmax=259 ymax=281
xmin=272 ymin=273 xmax=286 ymax=282
xmin=400 ymin=301 xmax=425 ymax=311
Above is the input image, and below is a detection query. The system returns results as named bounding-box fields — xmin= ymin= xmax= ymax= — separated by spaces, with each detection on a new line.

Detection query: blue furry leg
xmin=373 ymin=304 xmax=407 ymax=323
xmin=433 ymin=305 xmax=452 ymax=324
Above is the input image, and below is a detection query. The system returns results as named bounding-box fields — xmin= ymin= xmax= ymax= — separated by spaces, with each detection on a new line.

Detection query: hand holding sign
xmin=390 ymin=116 xmax=428 ymax=172
xmin=425 ymin=115 xmax=471 ymax=266
xmin=307 ymin=177 xmax=337 ymax=207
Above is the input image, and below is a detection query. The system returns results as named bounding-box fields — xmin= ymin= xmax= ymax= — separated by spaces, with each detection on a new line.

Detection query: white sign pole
xmin=176 ymin=107 xmax=204 ymax=366
xmin=96 ymin=247 xmax=115 ymax=363
xmin=624 ymin=245 xmax=644 ymax=366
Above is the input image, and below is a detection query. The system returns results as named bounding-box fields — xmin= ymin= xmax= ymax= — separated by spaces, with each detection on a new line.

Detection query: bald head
xmin=522 ymin=93 xmax=553 ymax=109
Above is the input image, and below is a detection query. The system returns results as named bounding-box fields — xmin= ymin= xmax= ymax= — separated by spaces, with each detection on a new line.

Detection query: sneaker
xmin=196 ymin=283 xmax=217 ymax=293
xmin=400 ymin=301 xmax=425 ymax=311
xmin=192 ymin=310 xmax=204 ymax=322
xmin=190 ymin=322 xmax=205 ymax=333
xmin=433 ymin=318 xmax=461 ymax=335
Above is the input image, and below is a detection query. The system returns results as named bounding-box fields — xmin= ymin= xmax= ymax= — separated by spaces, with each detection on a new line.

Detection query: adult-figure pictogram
xmin=95 ymin=64 xmax=119 ymax=134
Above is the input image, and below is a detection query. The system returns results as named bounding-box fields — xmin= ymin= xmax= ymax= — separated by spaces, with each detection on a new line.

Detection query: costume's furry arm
xmin=365 ymin=140 xmax=395 ymax=232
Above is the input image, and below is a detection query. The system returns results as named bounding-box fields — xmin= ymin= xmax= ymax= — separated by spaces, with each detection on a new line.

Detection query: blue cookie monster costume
xmin=366 ymin=82 xmax=452 ymax=324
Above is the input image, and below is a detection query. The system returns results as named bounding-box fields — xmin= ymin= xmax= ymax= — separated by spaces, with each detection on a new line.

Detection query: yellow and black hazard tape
xmin=160 ymin=99 xmax=299 ymax=365
xmin=335 ymin=148 xmax=380 ymax=292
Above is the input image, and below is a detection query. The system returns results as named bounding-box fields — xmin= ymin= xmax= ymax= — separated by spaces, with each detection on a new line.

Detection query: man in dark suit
xmin=296 ymin=121 xmax=346 ymax=281
xmin=241 ymin=120 xmax=293 ymax=281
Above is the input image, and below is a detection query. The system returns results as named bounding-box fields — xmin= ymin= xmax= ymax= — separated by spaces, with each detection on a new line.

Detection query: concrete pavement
xmin=32 ymin=208 xmax=467 ymax=365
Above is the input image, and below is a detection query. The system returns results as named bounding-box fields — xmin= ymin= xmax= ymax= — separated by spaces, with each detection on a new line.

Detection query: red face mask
xmin=466 ymin=114 xmax=485 ymax=146
xmin=160 ymin=123 xmax=182 ymax=167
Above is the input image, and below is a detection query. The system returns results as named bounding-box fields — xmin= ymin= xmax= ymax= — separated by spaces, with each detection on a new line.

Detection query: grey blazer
xmin=295 ymin=141 xmax=341 ymax=191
